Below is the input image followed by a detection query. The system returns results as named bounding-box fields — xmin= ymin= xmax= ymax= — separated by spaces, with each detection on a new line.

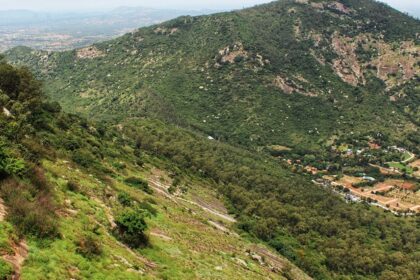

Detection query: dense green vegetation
xmin=0 ymin=60 xmax=309 ymax=280
xmin=121 ymin=119 xmax=420 ymax=280
xmin=6 ymin=0 xmax=419 ymax=152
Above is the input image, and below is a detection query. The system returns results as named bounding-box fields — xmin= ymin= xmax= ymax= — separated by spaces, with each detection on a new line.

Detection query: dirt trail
xmin=0 ymin=198 xmax=28 ymax=279
xmin=3 ymin=240 xmax=28 ymax=280
xmin=0 ymin=198 xmax=6 ymax=222
xmin=148 ymin=179 xmax=179 ymax=204
xmin=207 ymin=220 xmax=238 ymax=236
xmin=148 ymin=179 xmax=236 ymax=223
xmin=92 ymin=197 xmax=117 ymax=228
xmin=150 ymin=229 xmax=173 ymax=241
xmin=402 ymin=152 xmax=415 ymax=163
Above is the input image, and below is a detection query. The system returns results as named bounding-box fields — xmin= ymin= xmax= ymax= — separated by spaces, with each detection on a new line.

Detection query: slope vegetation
xmin=0 ymin=59 xmax=310 ymax=279
xmin=5 ymin=0 xmax=420 ymax=151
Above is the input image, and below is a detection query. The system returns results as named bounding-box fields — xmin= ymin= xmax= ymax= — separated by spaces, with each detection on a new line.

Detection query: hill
xmin=1 ymin=52 xmax=419 ymax=280
xmin=2 ymin=1 xmax=420 ymax=279
xmin=0 ymin=58 xmax=312 ymax=279
xmin=5 ymin=0 xmax=420 ymax=153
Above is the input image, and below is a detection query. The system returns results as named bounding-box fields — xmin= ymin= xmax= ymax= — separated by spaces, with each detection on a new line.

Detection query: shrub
xmin=27 ymin=166 xmax=50 ymax=193
xmin=0 ymin=259 xmax=13 ymax=279
xmin=72 ymin=149 xmax=97 ymax=168
xmin=8 ymin=196 xmax=58 ymax=238
xmin=124 ymin=177 xmax=152 ymax=194
xmin=144 ymin=197 xmax=157 ymax=205
xmin=0 ymin=141 xmax=26 ymax=178
xmin=0 ymin=63 xmax=20 ymax=97
xmin=67 ymin=181 xmax=80 ymax=193
xmin=114 ymin=208 xmax=148 ymax=248
xmin=112 ymin=162 xmax=126 ymax=170
xmin=117 ymin=192 xmax=132 ymax=206
xmin=0 ymin=179 xmax=58 ymax=238
xmin=76 ymin=234 xmax=102 ymax=258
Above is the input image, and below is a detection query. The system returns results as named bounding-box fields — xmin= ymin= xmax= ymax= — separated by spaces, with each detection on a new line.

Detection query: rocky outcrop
xmin=330 ymin=32 xmax=419 ymax=89
xmin=2 ymin=107 xmax=12 ymax=118
xmin=76 ymin=46 xmax=105 ymax=59
xmin=217 ymin=42 xmax=248 ymax=64
xmin=274 ymin=76 xmax=318 ymax=97
xmin=331 ymin=33 xmax=365 ymax=86
xmin=326 ymin=1 xmax=352 ymax=14
xmin=153 ymin=27 xmax=178 ymax=35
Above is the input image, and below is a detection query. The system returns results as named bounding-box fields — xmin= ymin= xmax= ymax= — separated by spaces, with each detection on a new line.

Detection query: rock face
xmin=297 ymin=0 xmax=353 ymax=14
xmin=326 ymin=1 xmax=352 ymax=14
xmin=274 ymin=76 xmax=317 ymax=97
xmin=154 ymin=27 xmax=178 ymax=35
xmin=330 ymin=32 xmax=420 ymax=89
xmin=331 ymin=33 xmax=365 ymax=86
xmin=274 ymin=76 xmax=295 ymax=94
xmin=369 ymin=40 xmax=419 ymax=89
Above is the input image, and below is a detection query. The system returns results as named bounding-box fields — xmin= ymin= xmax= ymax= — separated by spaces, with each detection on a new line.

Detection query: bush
xmin=0 ymin=141 xmax=26 ymax=177
xmin=67 ymin=181 xmax=80 ymax=193
xmin=0 ymin=259 xmax=13 ymax=280
xmin=124 ymin=177 xmax=153 ymax=194
xmin=76 ymin=234 xmax=102 ymax=258
xmin=114 ymin=208 xmax=149 ymax=248
xmin=28 ymin=166 xmax=50 ymax=193
xmin=72 ymin=149 xmax=97 ymax=168
xmin=8 ymin=196 xmax=58 ymax=238
xmin=117 ymin=192 xmax=132 ymax=206
xmin=0 ymin=63 xmax=20 ymax=97
xmin=0 ymin=179 xmax=58 ymax=238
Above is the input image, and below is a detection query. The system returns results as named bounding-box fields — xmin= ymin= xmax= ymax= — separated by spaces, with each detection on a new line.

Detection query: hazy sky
xmin=0 ymin=0 xmax=418 ymax=14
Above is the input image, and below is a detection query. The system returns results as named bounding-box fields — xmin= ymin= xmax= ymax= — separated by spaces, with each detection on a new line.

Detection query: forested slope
xmin=6 ymin=0 xmax=420 ymax=151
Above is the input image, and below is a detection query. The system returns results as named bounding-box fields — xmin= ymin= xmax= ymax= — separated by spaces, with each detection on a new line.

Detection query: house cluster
xmin=389 ymin=146 xmax=407 ymax=153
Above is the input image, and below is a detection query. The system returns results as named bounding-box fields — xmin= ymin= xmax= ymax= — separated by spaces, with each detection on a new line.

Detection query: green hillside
xmin=6 ymin=0 xmax=420 ymax=152
xmin=2 ymin=1 xmax=420 ymax=279
xmin=1 ymin=57 xmax=419 ymax=279
xmin=0 ymin=58 xmax=311 ymax=279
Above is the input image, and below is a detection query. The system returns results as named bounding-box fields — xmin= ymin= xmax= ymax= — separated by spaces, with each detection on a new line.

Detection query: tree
xmin=0 ymin=63 xmax=20 ymax=98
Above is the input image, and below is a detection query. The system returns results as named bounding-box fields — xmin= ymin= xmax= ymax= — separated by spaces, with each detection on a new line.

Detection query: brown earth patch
xmin=409 ymin=160 xmax=420 ymax=177
xmin=0 ymin=198 xmax=6 ymax=222
xmin=76 ymin=46 xmax=105 ymax=59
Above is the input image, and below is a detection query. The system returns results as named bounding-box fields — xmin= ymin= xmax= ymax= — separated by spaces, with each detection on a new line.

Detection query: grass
xmin=14 ymin=158 xmax=306 ymax=280
xmin=387 ymin=162 xmax=414 ymax=174
xmin=0 ymin=222 xmax=14 ymax=255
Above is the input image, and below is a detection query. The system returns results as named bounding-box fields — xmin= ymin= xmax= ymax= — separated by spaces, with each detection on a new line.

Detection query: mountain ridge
xmin=5 ymin=0 xmax=419 ymax=152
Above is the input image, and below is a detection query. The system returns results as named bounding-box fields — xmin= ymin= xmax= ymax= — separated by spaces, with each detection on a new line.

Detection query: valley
xmin=0 ymin=8 xmax=211 ymax=52
xmin=278 ymin=135 xmax=420 ymax=214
